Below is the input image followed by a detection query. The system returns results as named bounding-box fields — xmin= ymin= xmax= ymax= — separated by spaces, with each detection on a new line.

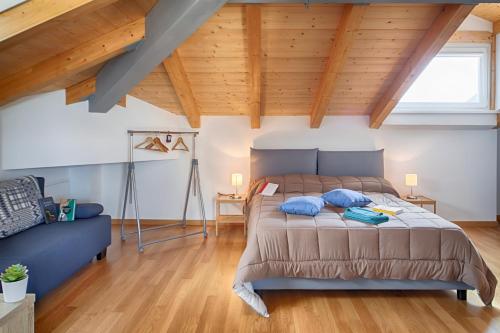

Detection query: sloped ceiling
xmin=0 ymin=1 xmax=487 ymax=128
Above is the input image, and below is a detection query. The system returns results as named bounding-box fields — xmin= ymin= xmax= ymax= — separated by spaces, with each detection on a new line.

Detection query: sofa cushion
xmin=0 ymin=215 xmax=111 ymax=298
xmin=0 ymin=176 xmax=44 ymax=239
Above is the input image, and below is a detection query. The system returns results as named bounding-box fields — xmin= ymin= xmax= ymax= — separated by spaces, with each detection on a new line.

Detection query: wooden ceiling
xmin=133 ymin=4 xmax=446 ymax=119
xmin=0 ymin=1 xmax=488 ymax=128
xmin=471 ymin=3 xmax=500 ymax=23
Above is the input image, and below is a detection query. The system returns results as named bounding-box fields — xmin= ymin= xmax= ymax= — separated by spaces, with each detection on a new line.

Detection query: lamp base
xmin=406 ymin=195 xmax=418 ymax=200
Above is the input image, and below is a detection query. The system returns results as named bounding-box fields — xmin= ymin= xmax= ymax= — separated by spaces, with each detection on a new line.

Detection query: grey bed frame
xmin=252 ymin=278 xmax=472 ymax=300
xmin=248 ymin=148 xmax=473 ymax=301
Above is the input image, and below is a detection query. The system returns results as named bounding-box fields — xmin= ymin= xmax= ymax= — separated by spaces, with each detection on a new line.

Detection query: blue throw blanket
xmin=343 ymin=207 xmax=388 ymax=225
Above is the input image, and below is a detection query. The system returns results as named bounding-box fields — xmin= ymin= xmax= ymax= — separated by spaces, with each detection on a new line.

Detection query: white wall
xmin=0 ymin=91 xmax=496 ymax=222
xmin=0 ymin=91 xmax=181 ymax=169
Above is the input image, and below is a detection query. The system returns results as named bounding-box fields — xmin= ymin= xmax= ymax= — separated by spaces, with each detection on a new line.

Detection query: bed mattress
xmin=233 ymin=174 xmax=497 ymax=316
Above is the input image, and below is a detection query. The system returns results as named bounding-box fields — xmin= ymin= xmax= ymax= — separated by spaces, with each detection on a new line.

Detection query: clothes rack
xmin=120 ymin=130 xmax=206 ymax=252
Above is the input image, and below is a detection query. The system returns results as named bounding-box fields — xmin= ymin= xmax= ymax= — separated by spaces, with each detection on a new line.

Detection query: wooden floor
xmin=35 ymin=224 xmax=500 ymax=333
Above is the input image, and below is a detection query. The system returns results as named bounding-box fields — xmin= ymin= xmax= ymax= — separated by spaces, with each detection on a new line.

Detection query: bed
xmin=233 ymin=148 xmax=497 ymax=317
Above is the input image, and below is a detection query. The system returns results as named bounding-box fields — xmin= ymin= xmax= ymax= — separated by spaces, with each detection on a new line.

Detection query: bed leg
xmin=457 ymin=289 xmax=467 ymax=301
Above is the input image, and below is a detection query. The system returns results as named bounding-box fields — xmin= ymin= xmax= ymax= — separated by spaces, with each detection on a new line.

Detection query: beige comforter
xmin=233 ymin=174 xmax=496 ymax=316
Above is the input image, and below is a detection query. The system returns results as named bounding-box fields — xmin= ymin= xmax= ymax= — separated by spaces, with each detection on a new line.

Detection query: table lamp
xmin=405 ymin=174 xmax=418 ymax=199
xmin=231 ymin=173 xmax=243 ymax=199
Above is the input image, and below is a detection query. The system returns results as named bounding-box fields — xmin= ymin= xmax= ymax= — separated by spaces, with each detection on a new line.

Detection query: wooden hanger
xmin=172 ymin=137 xmax=189 ymax=151
xmin=152 ymin=137 xmax=169 ymax=152
xmin=134 ymin=137 xmax=154 ymax=149
xmin=135 ymin=136 xmax=169 ymax=152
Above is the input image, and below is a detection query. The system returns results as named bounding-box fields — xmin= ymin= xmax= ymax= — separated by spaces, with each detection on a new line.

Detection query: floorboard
xmin=35 ymin=225 xmax=500 ymax=332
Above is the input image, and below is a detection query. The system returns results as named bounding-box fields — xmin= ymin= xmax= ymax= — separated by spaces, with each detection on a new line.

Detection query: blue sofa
xmin=0 ymin=177 xmax=111 ymax=299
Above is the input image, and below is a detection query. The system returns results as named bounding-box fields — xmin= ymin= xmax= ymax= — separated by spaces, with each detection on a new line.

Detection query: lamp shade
xmin=231 ymin=173 xmax=243 ymax=186
xmin=405 ymin=174 xmax=418 ymax=187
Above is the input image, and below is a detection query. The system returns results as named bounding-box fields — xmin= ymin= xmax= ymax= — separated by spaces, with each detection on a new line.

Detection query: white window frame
xmin=395 ymin=43 xmax=490 ymax=113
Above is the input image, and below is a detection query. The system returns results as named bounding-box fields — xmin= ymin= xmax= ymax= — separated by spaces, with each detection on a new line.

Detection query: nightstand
xmin=403 ymin=195 xmax=436 ymax=213
xmin=0 ymin=294 xmax=35 ymax=333
xmin=215 ymin=194 xmax=246 ymax=236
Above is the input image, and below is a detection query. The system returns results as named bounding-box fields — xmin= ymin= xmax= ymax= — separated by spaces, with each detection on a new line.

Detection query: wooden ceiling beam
xmin=66 ymin=77 xmax=96 ymax=105
xmin=66 ymin=76 xmax=126 ymax=107
xmin=246 ymin=4 xmax=262 ymax=129
xmin=449 ymin=31 xmax=493 ymax=43
xmin=494 ymin=21 xmax=500 ymax=35
xmin=369 ymin=4 xmax=475 ymax=129
xmin=117 ymin=96 xmax=127 ymax=108
xmin=0 ymin=0 xmax=118 ymax=46
xmin=0 ymin=18 xmax=145 ymax=108
xmin=163 ymin=51 xmax=200 ymax=128
xmin=310 ymin=4 xmax=366 ymax=128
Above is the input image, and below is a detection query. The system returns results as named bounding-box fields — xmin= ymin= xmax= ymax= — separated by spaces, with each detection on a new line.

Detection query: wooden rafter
xmin=117 ymin=96 xmax=127 ymax=108
xmin=246 ymin=4 xmax=262 ymax=129
xmin=449 ymin=31 xmax=493 ymax=43
xmin=369 ymin=4 xmax=475 ymax=129
xmin=0 ymin=18 xmax=145 ymax=108
xmin=163 ymin=51 xmax=200 ymax=128
xmin=309 ymin=4 xmax=366 ymax=128
xmin=0 ymin=0 xmax=118 ymax=46
xmin=66 ymin=76 xmax=127 ymax=107
xmin=66 ymin=77 xmax=96 ymax=105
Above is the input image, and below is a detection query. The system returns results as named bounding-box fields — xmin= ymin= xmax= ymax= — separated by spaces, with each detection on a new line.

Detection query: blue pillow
xmin=280 ymin=196 xmax=325 ymax=216
xmin=322 ymin=189 xmax=371 ymax=208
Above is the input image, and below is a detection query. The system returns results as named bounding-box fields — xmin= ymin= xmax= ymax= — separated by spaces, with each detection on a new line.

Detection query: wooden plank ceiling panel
xmin=471 ymin=4 xmax=500 ymax=22
xmin=0 ymin=0 xmax=147 ymax=79
xmin=261 ymin=5 xmax=341 ymax=116
xmin=178 ymin=5 xmax=248 ymax=116
xmin=0 ymin=0 xmax=121 ymax=53
xmin=39 ymin=64 xmax=104 ymax=94
xmin=0 ymin=18 xmax=145 ymax=107
xmin=128 ymin=65 xmax=183 ymax=114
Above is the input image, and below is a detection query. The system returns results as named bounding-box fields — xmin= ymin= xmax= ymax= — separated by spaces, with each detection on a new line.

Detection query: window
xmin=396 ymin=44 xmax=490 ymax=111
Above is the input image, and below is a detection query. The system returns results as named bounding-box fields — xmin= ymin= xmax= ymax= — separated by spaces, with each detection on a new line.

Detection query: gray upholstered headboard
xmin=317 ymin=149 xmax=384 ymax=177
xmin=250 ymin=148 xmax=384 ymax=181
xmin=250 ymin=148 xmax=318 ymax=181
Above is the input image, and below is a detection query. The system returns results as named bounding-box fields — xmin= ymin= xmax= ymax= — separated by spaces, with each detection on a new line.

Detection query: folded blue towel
xmin=343 ymin=207 xmax=389 ymax=225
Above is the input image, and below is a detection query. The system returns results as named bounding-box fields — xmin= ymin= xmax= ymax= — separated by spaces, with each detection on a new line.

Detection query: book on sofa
xmin=59 ymin=199 xmax=76 ymax=222
xmin=38 ymin=197 xmax=59 ymax=224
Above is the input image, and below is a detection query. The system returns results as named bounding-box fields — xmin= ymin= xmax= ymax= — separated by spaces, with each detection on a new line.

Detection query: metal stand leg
xmin=120 ymin=163 xmax=132 ymax=241
xmin=130 ymin=164 xmax=143 ymax=252
xmin=194 ymin=160 xmax=207 ymax=238
xmin=182 ymin=159 xmax=195 ymax=228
